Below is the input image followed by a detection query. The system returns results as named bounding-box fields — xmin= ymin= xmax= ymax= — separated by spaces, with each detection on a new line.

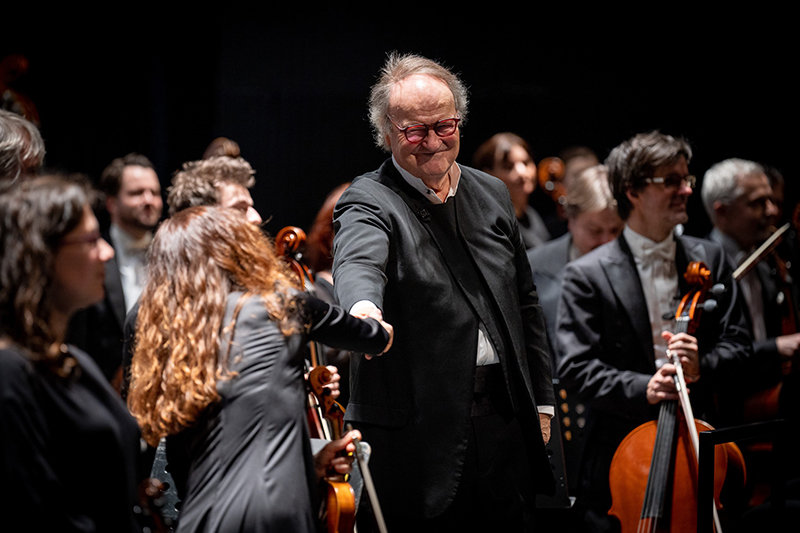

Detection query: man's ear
xmin=626 ymin=187 xmax=639 ymax=201
xmin=713 ymin=200 xmax=727 ymax=222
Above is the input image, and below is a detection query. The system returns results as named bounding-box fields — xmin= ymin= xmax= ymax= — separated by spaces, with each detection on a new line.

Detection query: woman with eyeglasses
xmin=0 ymin=175 xmax=143 ymax=532
xmin=126 ymin=205 xmax=393 ymax=532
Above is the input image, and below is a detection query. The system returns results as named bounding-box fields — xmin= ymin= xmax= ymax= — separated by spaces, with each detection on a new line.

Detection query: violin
xmin=276 ymin=226 xmax=356 ymax=533
xmin=609 ymin=262 xmax=745 ymax=532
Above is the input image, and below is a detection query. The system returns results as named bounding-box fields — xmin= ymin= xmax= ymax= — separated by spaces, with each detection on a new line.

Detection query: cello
xmin=608 ymin=262 xmax=745 ymax=532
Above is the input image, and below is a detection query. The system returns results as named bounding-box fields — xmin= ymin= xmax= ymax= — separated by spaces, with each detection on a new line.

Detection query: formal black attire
xmin=165 ymin=292 xmax=389 ymax=533
xmin=332 ymin=160 xmax=555 ymax=529
xmin=555 ymin=233 xmax=753 ymax=528
xmin=0 ymin=344 xmax=142 ymax=532
xmin=527 ymin=232 xmax=572 ymax=365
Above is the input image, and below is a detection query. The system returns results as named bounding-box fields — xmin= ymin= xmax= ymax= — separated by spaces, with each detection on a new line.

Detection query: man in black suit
xmin=332 ymin=53 xmax=555 ymax=532
xmin=555 ymin=132 xmax=753 ymax=532
xmin=69 ymin=153 xmax=162 ymax=385
xmin=701 ymin=159 xmax=798 ymax=398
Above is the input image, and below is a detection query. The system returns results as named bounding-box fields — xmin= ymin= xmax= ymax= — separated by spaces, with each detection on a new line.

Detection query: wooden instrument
xmin=276 ymin=226 xmax=356 ymax=533
xmin=537 ymin=156 xmax=567 ymax=218
xmin=609 ymin=262 xmax=745 ymax=532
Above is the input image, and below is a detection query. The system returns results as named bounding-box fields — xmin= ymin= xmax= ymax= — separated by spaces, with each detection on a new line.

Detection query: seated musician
xmin=555 ymin=131 xmax=753 ymax=532
xmin=127 ymin=206 xmax=393 ymax=532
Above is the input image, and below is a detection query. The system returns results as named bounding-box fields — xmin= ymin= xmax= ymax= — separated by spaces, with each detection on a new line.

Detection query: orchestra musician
xmin=332 ymin=52 xmax=555 ymax=531
xmin=0 ymin=175 xmax=143 ymax=532
xmin=555 ymin=131 xmax=753 ymax=532
xmin=701 ymin=159 xmax=799 ymax=397
xmin=126 ymin=206 xmax=393 ymax=532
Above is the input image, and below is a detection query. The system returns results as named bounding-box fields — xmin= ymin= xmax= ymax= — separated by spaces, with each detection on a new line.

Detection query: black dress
xmin=0 ymin=343 xmax=142 ymax=532
xmin=165 ymin=292 xmax=389 ymax=533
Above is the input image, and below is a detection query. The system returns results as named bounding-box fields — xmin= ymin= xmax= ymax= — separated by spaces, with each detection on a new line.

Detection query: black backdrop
xmin=4 ymin=11 xmax=795 ymax=239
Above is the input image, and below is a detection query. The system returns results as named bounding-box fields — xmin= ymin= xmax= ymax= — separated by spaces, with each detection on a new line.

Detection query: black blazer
xmin=554 ymin=233 xmax=753 ymax=510
xmin=332 ymin=160 xmax=555 ymax=518
xmin=527 ymin=232 xmax=572 ymax=366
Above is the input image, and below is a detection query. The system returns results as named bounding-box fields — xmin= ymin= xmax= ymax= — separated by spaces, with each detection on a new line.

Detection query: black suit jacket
xmin=527 ymin=232 xmax=572 ymax=366
xmin=68 ymin=232 xmax=127 ymax=382
xmin=554 ymin=233 xmax=753 ymax=511
xmin=332 ymin=160 xmax=555 ymax=519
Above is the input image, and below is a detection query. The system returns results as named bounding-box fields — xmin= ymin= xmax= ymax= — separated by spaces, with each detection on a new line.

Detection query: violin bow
xmin=346 ymin=423 xmax=388 ymax=533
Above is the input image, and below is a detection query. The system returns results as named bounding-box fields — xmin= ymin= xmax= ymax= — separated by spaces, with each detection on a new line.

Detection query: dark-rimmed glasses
xmin=387 ymin=116 xmax=460 ymax=143
xmin=645 ymin=174 xmax=696 ymax=190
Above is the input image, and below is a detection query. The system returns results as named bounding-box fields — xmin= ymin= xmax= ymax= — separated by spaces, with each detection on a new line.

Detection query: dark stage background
xmin=4 ymin=13 xmax=795 ymax=240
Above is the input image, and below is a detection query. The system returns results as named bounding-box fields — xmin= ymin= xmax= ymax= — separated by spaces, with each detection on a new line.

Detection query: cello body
xmin=609 ymin=413 xmax=744 ymax=532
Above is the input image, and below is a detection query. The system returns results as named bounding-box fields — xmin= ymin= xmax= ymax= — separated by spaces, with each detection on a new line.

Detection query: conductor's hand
xmin=314 ymin=429 xmax=361 ymax=480
xmin=539 ymin=413 xmax=551 ymax=445
xmin=351 ymin=307 xmax=393 ymax=360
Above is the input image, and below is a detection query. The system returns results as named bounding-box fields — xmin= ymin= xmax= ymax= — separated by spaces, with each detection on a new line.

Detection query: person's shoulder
xmin=0 ymin=344 xmax=30 ymax=380
xmin=527 ymin=233 xmax=571 ymax=263
xmin=460 ymin=164 xmax=507 ymax=194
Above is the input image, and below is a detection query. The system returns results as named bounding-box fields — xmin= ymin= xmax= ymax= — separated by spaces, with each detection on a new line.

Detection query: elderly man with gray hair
xmin=702 ymin=158 xmax=798 ymax=413
xmin=333 ymin=52 xmax=555 ymax=531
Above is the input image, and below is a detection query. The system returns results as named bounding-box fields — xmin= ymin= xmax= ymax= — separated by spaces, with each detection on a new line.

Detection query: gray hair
xmin=701 ymin=158 xmax=764 ymax=223
xmin=564 ymin=165 xmax=617 ymax=219
xmin=0 ymin=109 xmax=45 ymax=185
xmin=368 ymin=52 xmax=469 ymax=151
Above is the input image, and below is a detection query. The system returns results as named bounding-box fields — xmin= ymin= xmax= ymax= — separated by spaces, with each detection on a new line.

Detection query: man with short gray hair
xmin=333 ymin=52 xmax=555 ymax=531
xmin=702 ymin=158 xmax=798 ymax=407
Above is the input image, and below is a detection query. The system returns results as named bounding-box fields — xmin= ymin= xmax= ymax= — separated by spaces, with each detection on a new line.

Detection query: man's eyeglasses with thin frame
xmin=644 ymin=175 xmax=696 ymax=190
xmin=387 ymin=116 xmax=460 ymax=143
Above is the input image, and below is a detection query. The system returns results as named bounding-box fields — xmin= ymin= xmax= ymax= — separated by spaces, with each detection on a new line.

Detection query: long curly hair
xmin=127 ymin=206 xmax=301 ymax=447
xmin=0 ymin=175 xmax=93 ymax=378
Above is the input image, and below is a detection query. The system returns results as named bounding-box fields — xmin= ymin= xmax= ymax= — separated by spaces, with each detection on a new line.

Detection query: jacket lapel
xmin=601 ymin=236 xmax=654 ymax=363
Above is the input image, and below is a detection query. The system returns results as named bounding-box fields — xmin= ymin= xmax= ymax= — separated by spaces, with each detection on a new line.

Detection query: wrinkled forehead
xmin=388 ymin=74 xmax=456 ymax=119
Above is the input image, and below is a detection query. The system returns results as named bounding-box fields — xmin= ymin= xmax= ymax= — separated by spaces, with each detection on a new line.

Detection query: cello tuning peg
xmin=702 ymin=299 xmax=719 ymax=312
xmin=710 ymin=283 xmax=726 ymax=297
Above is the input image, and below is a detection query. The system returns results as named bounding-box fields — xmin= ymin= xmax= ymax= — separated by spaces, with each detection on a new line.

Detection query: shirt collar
xmin=391 ymin=156 xmax=461 ymax=204
xmin=709 ymin=227 xmax=749 ymax=266
xmin=624 ymin=224 xmax=676 ymax=263
xmin=110 ymin=223 xmax=152 ymax=254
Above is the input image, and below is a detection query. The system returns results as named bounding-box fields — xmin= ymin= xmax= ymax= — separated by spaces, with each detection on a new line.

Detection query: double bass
xmin=608 ymin=262 xmax=745 ymax=532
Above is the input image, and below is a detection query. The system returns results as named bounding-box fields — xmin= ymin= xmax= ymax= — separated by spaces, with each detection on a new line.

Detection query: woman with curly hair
xmin=127 ymin=205 xmax=392 ymax=533
xmin=0 ymin=175 xmax=143 ymax=532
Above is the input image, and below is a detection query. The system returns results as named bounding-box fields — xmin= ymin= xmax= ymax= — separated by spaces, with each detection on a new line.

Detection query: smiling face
xmin=52 ymin=205 xmax=115 ymax=317
xmin=626 ymin=155 xmax=692 ymax=241
xmin=385 ymin=74 xmax=460 ymax=186
xmin=491 ymin=144 xmax=537 ymax=217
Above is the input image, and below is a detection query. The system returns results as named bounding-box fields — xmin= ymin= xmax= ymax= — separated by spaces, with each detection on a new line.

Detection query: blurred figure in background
xmin=68 ymin=153 xmax=163 ymax=387
xmin=473 ymin=132 xmax=550 ymax=249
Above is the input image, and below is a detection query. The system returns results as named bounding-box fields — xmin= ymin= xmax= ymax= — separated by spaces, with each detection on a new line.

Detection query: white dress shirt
xmin=110 ymin=224 xmax=152 ymax=313
xmin=624 ymin=225 xmax=680 ymax=367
